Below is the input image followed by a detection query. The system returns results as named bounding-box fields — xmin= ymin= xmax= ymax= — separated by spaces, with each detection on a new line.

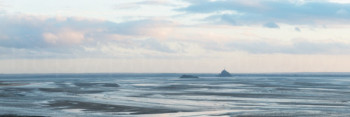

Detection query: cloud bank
xmin=179 ymin=0 xmax=350 ymax=25
xmin=1 ymin=0 xmax=350 ymax=60
xmin=0 ymin=14 xmax=180 ymax=58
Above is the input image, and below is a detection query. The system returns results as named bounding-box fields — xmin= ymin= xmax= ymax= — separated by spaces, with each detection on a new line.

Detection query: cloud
xmin=222 ymin=39 xmax=350 ymax=54
xmin=43 ymin=29 xmax=85 ymax=45
xmin=205 ymin=14 xmax=238 ymax=25
xmin=0 ymin=14 xmax=179 ymax=59
xmin=179 ymin=0 xmax=350 ymax=25
xmin=263 ymin=22 xmax=279 ymax=28
xmin=137 ymin=0 xmax=174 ymax=6
xmin=2 ymin=12 xmax=350 ymax=59
xmin=111 ymin=19 xmax=176 ymax=37
xmin=115 ymin=0 xmax=177 ymax=9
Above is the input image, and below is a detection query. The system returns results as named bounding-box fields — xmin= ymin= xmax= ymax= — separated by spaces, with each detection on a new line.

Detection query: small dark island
xmin=180 ymin=75 xmax=199 ymax=78
xmin=218 ymin=69 xmax=232 ymax=77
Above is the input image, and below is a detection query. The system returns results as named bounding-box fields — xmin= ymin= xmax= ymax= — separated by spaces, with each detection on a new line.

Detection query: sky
xmin=1 ymin=0 xmax=350 ymax=73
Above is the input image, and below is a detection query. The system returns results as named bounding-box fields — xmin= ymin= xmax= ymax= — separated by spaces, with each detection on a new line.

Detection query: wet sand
xmin=0 ymin=115 xmax=46 ymax=117
xmin=0 ymin=81 xmax=28 ymax=87
xmin=47 ymin=100 xmax=189 ymax=114
xmin=1 ymin=74 xmax=350 ymax=116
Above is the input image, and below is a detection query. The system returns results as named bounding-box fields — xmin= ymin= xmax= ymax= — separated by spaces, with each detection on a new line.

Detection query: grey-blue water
xmin=1 ymin=73 xmax=350 ymax=117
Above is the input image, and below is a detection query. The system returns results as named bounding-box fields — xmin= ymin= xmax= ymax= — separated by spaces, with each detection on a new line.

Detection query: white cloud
xmin=0 ymin=14 xmax=183 ymax=58
xmin=43 ymin=29 xmax=85 ymax=45
xmin=329 ymin=0 xmax=350 ymax=4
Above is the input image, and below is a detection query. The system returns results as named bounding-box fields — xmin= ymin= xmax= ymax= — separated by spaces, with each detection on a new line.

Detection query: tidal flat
xmin=1 ymin=73 xmax=350 ymax=117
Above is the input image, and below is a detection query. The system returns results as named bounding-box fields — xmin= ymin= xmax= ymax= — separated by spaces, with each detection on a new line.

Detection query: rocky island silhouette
xmin=218 ymin=69 xmax=232 ymax=77
xmin=179 ymin=75 xmax=199 ymax=78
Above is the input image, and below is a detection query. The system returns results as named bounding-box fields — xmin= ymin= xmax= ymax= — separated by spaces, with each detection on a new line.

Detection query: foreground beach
xmin=1 ymin=73 xmax=350 ymax=117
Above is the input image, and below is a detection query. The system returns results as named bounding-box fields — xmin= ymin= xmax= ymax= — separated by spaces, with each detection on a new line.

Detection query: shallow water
xmin=0 ymin=73 xmax=350 ymax=117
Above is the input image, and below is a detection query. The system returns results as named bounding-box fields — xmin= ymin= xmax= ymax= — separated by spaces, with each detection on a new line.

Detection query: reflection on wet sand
xmin=0 ymin=81 xmax=29 ymax=87
xmin=47 ymin=100 xmax=188 ymax=114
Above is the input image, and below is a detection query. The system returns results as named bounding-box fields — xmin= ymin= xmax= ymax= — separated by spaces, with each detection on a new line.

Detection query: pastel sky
xmin=1 ymin=0 xmax=350 ymax=73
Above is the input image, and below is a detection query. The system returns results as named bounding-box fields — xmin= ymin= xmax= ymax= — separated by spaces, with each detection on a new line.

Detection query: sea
xmin=1 ymin=73 xmax=350 ymax=117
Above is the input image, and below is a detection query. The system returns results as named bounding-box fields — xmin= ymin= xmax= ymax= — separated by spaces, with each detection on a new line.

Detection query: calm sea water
xmin=1 ymin=73 xmax=350 ymax=117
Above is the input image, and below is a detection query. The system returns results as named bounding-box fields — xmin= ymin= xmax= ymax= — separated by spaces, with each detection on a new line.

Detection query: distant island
xmin=218 ymin=69 xmax=232 ymax=77
xmin=180 ymin=75 xmax=199 ymax=78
